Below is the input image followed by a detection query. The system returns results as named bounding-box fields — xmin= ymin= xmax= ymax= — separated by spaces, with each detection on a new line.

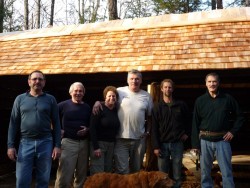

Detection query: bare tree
xmin=90 ymin=0 xmax=100 ymax=23
xmin=24 ymin=0 xmax=29 ymax=30
xmin=3 ymin=0 xmax=243 ymax=32
xmin=0 ymin=0 xmax=3 ymax=32
xmin=108 ymin=0 xmax=118 ymax=20
xmin=212 ymin=0 xmax=223 ymax=9
xmin=217 ymin=0 xmax=223 ymax=8
xmin=78 ymin=0 xmax=85 ymax=24
xmin=50 ymin=0 xmax=55 ymax=26
xmin=246 ymin=0 xmax=250 ymax=6
xmin=36 ymin=0 xmax=41 ymax=28
xmin=82 ymin=0 xmax=85 ymax=23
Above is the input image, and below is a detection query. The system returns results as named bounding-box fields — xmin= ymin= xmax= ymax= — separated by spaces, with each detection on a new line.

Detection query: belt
xmin=199 ymin=131 xmax=226 ymax=137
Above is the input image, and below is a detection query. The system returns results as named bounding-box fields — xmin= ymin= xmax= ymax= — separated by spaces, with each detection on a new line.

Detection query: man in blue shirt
xmin=7 ymin=70 xmax=61 ymax=188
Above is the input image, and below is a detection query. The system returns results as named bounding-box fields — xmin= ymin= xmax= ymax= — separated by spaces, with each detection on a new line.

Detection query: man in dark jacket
xmin=192 ymin=72 xmax=245 ymax=188
xmin=151 ymin=79 xmax=191 ymax=188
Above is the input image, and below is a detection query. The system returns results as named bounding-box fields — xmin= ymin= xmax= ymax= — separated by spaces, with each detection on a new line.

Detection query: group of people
xmin=7 ymin=70 xmax=245 ymax=188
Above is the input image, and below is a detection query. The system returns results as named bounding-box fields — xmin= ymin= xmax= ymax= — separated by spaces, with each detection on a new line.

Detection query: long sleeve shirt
xmin=90 ymin=104 xmax=120 ymax=150
xmin=58 ymin=99 xmax=91 ymax=140
xmin=8 ymin=92 xmax=61 ymax=148
xmin=192 ymin=91 xmax=245 ymax=149
xmin=151 ymin=99 xmax=191 ymax=149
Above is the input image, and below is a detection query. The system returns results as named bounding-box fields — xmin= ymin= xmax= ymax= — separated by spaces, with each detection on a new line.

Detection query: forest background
xmin=0 ymin=0 xmax=249 ymax=33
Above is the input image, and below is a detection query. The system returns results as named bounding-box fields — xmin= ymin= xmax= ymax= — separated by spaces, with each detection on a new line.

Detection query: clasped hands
xmin=77 ymin=126 xmax=89 ymax=137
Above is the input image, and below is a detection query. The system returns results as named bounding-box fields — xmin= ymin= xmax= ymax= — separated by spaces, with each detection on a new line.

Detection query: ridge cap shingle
xmin=0 ymin=7 xmax=249 ymax=41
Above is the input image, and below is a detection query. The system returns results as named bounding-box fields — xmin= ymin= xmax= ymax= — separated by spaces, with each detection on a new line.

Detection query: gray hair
xmin=69 ymin=82 xmax=85 ymax=94
xmin=127 ymin=69 xmax=142 ymax=79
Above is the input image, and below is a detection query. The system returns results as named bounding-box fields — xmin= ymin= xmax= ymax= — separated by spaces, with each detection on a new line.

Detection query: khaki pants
xmin=55 ymin=138 xmax=89 ymax=188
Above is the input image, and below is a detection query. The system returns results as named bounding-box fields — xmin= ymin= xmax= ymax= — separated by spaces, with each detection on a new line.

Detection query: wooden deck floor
xmin=183 ymin=151 xmax=250 ymax=188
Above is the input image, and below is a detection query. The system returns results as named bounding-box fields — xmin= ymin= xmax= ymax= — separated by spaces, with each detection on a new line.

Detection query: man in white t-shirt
xmin=93 ymin=69 xmax=153 ymax=174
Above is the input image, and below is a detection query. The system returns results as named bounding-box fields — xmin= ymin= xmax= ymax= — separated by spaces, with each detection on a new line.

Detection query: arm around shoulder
xmin=92 ymin=101 xmax=103 ymax=115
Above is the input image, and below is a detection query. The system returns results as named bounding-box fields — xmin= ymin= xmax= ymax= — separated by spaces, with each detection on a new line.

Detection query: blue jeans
xmin=200 ymin=139 xmax=234 ymax=188
xmin=16 ymin=137 xmax=53 ymax=188
xmin=157 ymin=142 xmax=183 ymax=188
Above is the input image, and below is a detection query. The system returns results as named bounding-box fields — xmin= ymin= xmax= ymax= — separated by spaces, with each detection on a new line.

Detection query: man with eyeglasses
xmin=7 ymin=70 xmax=61 ymax=188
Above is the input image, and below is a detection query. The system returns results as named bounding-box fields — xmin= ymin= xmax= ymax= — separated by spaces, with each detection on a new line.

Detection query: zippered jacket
xmin=152 ymin=99 xmax=191 ymax=149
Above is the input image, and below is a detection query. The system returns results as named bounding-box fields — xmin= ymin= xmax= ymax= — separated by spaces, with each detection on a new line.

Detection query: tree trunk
xmin=217 ymin=0 xmax=223 ymax=9
xmin=82 ymin=0 xmax=85 ymax=23
xmin=9 ymin=2 xmax=14 ymax=32
xmin=78 ymin=0 xmax=81 ymax=23
xmin=108 ymin=0 xmax=118 ymax=20
xmin=31 ymin=12 xmax=34 ymax=29
xmin=90 ymin=0 xmax=100 ymax=23
xmin=78 ymin=0 xmax=85 ymax=24
xmin=212 ymin=0 xmax=223 ymax=10
xmin=24 ymin=0 xmax=29 ymax=30
xmin=211 ymin=0 xmax=216 ymax=9
xmin=185 ymin=0 xmax=190 ymax=13
xmin=50 ymin=0 xmax=55 ymax=26
xmin=36 ymin=0 xmax=41 ymax=28
xmin=246 ymin=0 xmax=249 ymax=6
xmin=0 ymin=0 xmax=4 ymax=33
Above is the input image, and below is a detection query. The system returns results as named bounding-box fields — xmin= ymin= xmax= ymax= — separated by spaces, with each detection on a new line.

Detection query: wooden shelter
xmin=0 ymin=7 xmax=249 ymax=163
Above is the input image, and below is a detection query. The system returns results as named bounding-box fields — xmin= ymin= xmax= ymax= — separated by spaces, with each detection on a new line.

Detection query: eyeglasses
xmin=30 ymin=78 xmax=44 ymax=81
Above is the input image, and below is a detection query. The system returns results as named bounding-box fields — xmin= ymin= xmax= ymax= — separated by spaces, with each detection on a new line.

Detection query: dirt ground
xmin=1 ymin=156 xmax=249 ymax=188
xmin=1 ymin=169 xmax=249 ymax=188
xmin=0 ymin=168 xmax=200 ymax=188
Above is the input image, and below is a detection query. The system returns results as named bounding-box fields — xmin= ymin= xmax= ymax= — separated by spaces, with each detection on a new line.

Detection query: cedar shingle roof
xmin=0 ymin=7 xmax=250 ymax=75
